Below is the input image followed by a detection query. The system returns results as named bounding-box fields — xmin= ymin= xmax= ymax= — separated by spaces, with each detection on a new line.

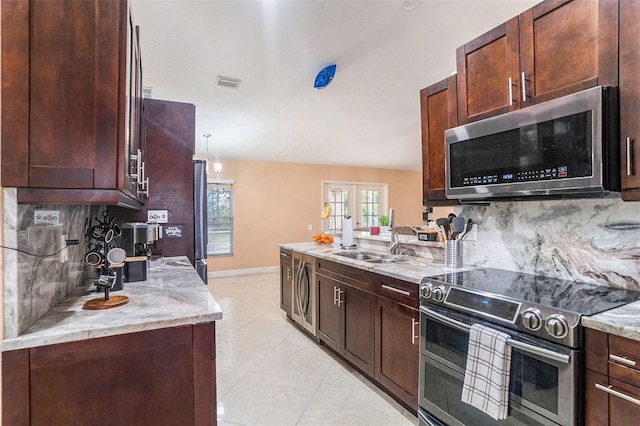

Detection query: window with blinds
xmin=207 ymin=182 xmax=233 ymax=256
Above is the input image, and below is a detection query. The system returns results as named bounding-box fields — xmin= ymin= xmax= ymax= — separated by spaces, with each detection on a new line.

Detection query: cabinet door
xmin=456 ymin=16 xmax=520 ymax=124
xmin=29 ymin=327 xmax=197 ymax=426
xmin=342 ymin=284 xmax=375 ymax=377
xmin=519 ymin=0 xmax=618 ymax=106
xmin=585 ymin=369 xmax=609 ymax=426
xmin=420 ymin=75 xmax=458 ymax=205
xmin=317 ymin=273 xmax=341 ymax=352
xmin=280 ymin=251 xmax=293 ymax=315
xmin=28 ymin=0 xmax=121 ymax=189
xmin=375 ymin=297 xmax=419 ymax=411
xmin=620 ymin=0 xmax=640 ymax=199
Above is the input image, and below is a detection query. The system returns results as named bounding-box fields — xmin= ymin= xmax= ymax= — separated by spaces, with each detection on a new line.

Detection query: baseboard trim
xmin=209 ymin=266 xmax=279 ymax=278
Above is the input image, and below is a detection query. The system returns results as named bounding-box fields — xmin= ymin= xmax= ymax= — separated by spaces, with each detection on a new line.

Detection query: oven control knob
xmin=421 ymin=283 xmax=433 ymax=299
xmin=545 ymin=314 xmax=569 ymax=339
xmin=521 ymin=308 xmax=543 ymax=331
xmin=432 ymin=286 xmax=446 ymax=302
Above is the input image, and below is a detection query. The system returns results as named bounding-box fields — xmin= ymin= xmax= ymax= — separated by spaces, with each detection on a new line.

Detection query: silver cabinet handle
xmin=286 ymin=267 xmax=291 ymax=281
xmin=610 ymin=354 xmax=637 ymax=367
xmin=136 ymin=148 xmax=143 ymax=183
xmin=521 ymin=71 xmax=527 ymax=102
xmin=412 ymin=319 xmax=419 ymax=345
xmin=337 ymin=288 xmax=344 ymax=307
xmin=595 ymin=383 xmax=640 ymax=407
xmin=333 ymin=286 xmax=338 ymax=306
xmin=627 ymin=137 xmax=633 ymax=176
xmin=508 ymin=77 xmax=514 ymax=106
xmin=381 ymin=284 xmax=410 ymax=297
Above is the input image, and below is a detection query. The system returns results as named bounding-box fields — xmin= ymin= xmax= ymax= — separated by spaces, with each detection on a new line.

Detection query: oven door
xmin=419 ymin=305 xmax=580 ymax=426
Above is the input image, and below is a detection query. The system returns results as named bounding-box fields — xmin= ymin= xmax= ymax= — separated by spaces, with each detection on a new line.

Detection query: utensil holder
xmin=444 ymin=240 xmax=463 ymax=268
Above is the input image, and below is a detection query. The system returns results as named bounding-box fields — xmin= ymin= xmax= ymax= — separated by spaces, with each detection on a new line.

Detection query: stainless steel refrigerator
xmin=193 ymin=160 xmax=208 ymax=284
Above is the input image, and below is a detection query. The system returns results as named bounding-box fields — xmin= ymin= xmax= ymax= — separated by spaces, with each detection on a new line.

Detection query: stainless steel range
xmin=418 ymin=268 xmax=640 ymax=426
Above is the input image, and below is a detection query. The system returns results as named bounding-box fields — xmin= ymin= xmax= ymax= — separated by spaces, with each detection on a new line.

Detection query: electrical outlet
xmin=465 ymin=224 xmax=478 ymax=241
xmin=308 ymin=224 xmax=313 ymax=231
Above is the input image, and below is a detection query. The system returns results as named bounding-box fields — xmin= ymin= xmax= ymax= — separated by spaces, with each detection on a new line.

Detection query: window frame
xmin=206 ymin=179 xmax=234 ymax=257
xmin=321 ymin=181 xmax=388 ymax=232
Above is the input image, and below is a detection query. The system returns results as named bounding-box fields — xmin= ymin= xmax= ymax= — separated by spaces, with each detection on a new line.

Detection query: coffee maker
xmin=121 ymin=222 xmax=149 ymax=282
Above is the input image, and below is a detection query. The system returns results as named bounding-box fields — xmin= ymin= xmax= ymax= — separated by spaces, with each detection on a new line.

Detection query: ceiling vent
xmin=216 ymin=76 xmax=242 ymax=89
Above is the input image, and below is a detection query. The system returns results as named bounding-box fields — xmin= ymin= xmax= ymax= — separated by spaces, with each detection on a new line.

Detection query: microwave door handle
xmin=420 ymin=306 xmax=570 ymax=364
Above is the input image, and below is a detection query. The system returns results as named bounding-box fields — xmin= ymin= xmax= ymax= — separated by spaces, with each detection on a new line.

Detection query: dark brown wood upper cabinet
xmin=1 ymin=0 xmax=146 ymax=209
xmin=457 ymin=0 xmax=618 ymax=124
xmin=420 ymin=75 xmax=458 ymax=205
xmin=619 ymin=0 xmax=640 ymax=201
xmin=519 ymin=0 xmax=618 ymax=106
xmin=456 ymin=16 xmax=521 ymax=124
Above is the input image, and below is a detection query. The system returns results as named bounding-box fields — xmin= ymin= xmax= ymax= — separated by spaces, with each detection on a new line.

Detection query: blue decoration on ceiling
xmin=314 ymin=64 xmax=337 ymax=89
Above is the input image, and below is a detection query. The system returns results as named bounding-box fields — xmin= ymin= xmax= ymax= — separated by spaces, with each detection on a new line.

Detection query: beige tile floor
xmin=208 ymin=272 xmax=419 ymax=426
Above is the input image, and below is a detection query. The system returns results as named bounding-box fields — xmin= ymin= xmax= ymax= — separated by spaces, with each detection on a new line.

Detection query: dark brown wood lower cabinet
xmin=585 ymin=369 xmax=609 ymax=426
xmin=342 ymin=284 xmax=376 ymax=377
xmin=3 ymin=323 xmax=217 ymax=426
xmin=317 ymin=272 xmax=375 ymax=376
xmin=317 ymin=273 xmax=341 ymax=352
xmin=280 ymin=249 xmax=293 ymax=316
xmin=375 ymin=296 xmax=419 ymax=412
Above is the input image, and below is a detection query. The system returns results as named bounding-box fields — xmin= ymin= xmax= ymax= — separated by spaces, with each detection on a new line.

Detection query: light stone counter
xmin=282 ymin=242 xmax=640 ymax=341
xmin=278 ymin=242 xmax=472 ymax=285
xmin=582 ymin=301 xmax=640 ymax=342
xmin=2 ymin=256 xmax=223 ymax=352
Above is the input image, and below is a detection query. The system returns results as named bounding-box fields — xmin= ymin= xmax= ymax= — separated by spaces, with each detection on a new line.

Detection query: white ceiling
xmin=132 ymin=0 xmax=537 ymax=171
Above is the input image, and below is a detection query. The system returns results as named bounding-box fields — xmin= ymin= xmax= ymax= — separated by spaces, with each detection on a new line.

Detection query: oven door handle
xmin=420 ymin=306 xmax=571 ymax=365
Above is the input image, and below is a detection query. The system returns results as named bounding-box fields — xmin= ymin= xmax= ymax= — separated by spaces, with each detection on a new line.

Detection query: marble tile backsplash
xmin=3 ymin=189 xmax=101 ymax=338
xmin=457 ymin=198 xmax=640 ymax=290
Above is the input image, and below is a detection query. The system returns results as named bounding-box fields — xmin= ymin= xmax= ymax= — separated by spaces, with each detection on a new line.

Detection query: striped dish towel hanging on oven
xmin=461 ymin=323 xmax=512 ymax=420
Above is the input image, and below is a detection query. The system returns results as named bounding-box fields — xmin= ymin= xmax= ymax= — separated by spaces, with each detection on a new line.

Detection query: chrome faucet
xmin=388 ymin=208 xmax=400 ymax=254
xmin=390 ymin=231 xmax=400 ymax=255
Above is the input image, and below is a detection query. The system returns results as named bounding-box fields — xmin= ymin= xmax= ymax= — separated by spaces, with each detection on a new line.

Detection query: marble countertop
xmin=279 ymin=242 xmax=469 ymax=285
xmin=2 ymin=256 xmax=223 ymax=352
xmin=281 ymin=242 xmax=640 ymax=342
xmin=582 ymin=301 xmax=640 ymax=341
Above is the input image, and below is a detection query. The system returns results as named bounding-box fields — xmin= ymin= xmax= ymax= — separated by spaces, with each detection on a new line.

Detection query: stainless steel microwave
xmin=445 ymin=86 xmax=619 ymax=202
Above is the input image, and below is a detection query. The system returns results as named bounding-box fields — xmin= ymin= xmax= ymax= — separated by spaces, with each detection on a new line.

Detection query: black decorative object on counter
xmin=84 ymin=211 xmax=125 ymax=301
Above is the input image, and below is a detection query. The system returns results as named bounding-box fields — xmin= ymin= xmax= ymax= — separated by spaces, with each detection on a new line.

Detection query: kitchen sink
xmin=366 ymin=257 xmax=401 ymax=263
xmin=333 ymin=250 xmax=407 ymax=264
xmin=334 ymin=251 xmax=379 ymax=261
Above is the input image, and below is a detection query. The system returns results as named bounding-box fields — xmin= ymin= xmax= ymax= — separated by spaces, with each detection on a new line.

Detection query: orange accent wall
xmin=206 ymin=159 xmax=448 ymax=272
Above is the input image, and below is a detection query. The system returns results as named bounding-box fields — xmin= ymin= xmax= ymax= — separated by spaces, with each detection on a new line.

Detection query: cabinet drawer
xmin=609 ymin=334 xmax=640 ymax=387
xmin=316 ymin=259 xmax=374 ymax=293
xmin=608 ymin=377 xmax=640 ymax=425
xmin=377 ymin=275 xmax=418 ymax=309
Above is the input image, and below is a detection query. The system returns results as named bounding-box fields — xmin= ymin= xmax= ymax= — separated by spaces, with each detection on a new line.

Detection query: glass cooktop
xmin=425 ymin=268 xmax=640 ymax=316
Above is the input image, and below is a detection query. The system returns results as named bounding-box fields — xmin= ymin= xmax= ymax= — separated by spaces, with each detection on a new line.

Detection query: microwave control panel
xmin=462 ymin=166 xmax=568 ymax=186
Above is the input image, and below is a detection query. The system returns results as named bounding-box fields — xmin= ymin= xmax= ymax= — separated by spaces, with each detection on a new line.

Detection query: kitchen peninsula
xmin=2 ymin=257 xmax=222 ymax=426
